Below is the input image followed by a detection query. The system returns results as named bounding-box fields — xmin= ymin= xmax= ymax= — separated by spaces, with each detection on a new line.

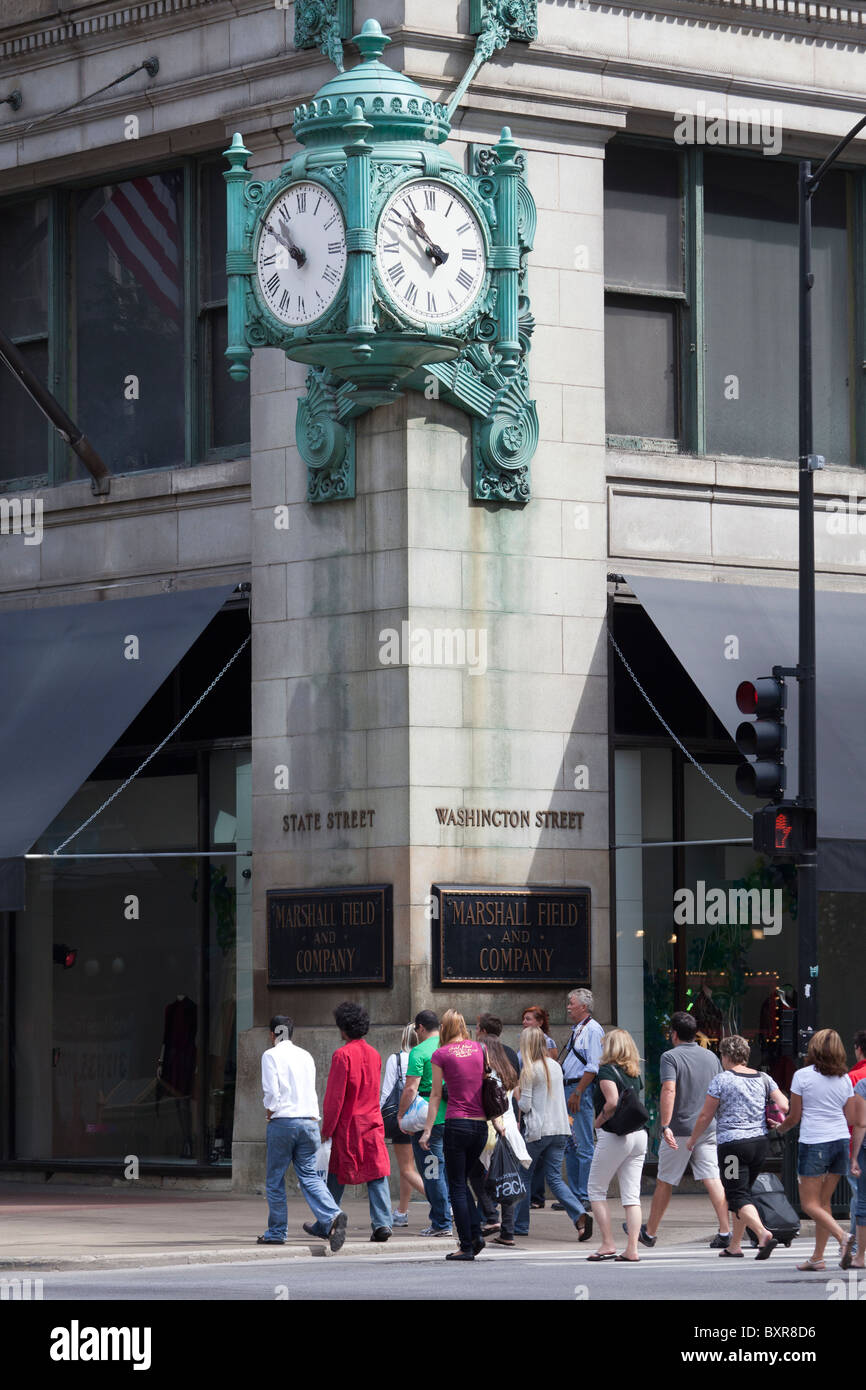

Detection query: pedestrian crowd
xmin=257 ymin=992 xmax=866 ymax=1268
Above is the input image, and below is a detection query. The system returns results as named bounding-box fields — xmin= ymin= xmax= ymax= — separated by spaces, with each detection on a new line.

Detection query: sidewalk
xmin=0 ymin=1182 xmax=726 ymax=1272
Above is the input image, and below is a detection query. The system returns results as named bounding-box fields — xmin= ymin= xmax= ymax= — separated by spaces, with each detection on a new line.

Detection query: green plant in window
xmin=190 ymin=863 xmax=237 ymax=954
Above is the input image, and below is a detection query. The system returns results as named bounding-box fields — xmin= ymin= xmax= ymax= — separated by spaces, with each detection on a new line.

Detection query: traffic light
xmin=735 ymin=675 xmax=786 ymax=800
xmin=53 ymin=943 xmax=77 ymax=969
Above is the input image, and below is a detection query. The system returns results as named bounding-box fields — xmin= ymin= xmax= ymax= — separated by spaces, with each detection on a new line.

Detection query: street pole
xmin=797 ymin=160 xmax=818 ymax=1058
xmin=796 ymin=113 xmax=866 ymax=1057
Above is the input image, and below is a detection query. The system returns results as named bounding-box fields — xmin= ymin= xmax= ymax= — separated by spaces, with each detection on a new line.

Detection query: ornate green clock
xmin=225 ymin=14 xmax=538 ymax=503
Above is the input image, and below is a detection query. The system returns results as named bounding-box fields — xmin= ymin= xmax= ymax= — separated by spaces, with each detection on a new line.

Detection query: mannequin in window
xmin=157 ymin=994 xmax=197 ymax=1158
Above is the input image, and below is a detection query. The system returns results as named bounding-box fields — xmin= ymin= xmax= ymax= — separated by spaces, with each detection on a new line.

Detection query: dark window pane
xmin=0 ymin=340 xmax=49 ymax=482
xmin=605 ymin=296 xmax=677 ymax=439
xmin=604 ymin=143 xmax=682 ymax=292
xmin=0 ymin=196 xmax=49 ymax=339
xmin=76 ymin=172 xmax=185 ymax=473
xmin=200 ymin=163 xmax=227 ymax=305
xmin=704 ymin=154 xmax=850 ymax=465
xmin=209 ymin=308 xmax=249 ymax=450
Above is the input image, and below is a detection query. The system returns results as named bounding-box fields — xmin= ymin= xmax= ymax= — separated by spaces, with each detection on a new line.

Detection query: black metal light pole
xmin=797 ymin=114 xmax=866 ymax=1056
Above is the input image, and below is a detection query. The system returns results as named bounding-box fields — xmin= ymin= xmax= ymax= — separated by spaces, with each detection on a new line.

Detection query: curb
xmin=0 ymin=1237 xmax=450 ymax=1273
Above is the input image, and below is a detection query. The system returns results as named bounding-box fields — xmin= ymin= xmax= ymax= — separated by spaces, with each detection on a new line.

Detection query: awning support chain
xmin=608 ymin=629 xmax=752 ymax=822
xmin=51 ymin=633 xmax=251 ymax=856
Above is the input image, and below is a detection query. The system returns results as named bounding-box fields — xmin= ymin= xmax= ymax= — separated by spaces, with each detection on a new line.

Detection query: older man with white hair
xmin=556 ymin=988 xmax=605 ymax=1217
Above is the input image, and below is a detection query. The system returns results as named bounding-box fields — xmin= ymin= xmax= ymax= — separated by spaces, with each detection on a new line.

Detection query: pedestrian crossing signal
xmin=752 ymin=803 xmax=816 ymax=857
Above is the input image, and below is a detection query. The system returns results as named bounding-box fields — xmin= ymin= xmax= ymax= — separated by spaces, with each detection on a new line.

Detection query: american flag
xmin=93 ymin=174 xmax=182 ymax=322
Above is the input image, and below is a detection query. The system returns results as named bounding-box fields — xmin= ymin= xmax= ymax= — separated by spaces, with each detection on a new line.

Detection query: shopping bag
xmin=484 ymin=1135 xmax=527 ymax=1203
xmin=314 ymin=1138 xmax=332 ymax=1183
xmin=398 ymin=1094 xmax=429 ymax=1134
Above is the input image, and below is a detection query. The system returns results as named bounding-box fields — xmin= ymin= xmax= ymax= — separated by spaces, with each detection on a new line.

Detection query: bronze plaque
xmin=432 ymin=884 xmax=590 ymax=987
xmin=267 ymin=884 xmax=392 ymax=987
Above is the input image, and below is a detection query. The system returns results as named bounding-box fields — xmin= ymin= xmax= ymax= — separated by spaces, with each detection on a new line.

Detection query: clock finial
xmin=352 ymin=18 xmax=391 ymax=63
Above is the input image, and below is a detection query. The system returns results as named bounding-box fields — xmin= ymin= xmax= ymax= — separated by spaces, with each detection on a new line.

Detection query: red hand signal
xmin=774 ymin=813 xmax=793 ymax=850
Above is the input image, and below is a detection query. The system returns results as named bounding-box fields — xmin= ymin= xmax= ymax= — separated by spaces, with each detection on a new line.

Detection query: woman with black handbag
xmin=586 ymin=1028 xmax=649 ymax=1263
xmin=419 ymin=1009 xmax=496 ymax=1261
xmin=380 ymin=1023 xmax=426 ymax=1227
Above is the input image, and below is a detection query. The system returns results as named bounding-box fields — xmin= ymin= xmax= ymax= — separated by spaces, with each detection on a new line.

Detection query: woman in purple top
xmin=420 ymin=1008 xmax=488 ymax=1260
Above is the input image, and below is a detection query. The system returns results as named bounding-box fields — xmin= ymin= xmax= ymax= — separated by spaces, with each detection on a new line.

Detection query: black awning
xmin=0 ymin=585 xmax=235 ymax=908
xmin=624 ymin=574 xmax=866 ymax=891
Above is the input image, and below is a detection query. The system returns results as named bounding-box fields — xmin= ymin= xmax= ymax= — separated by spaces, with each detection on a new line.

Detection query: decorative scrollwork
xmin=294 ymin=0 xmax=351 ymax=73
xmin=470 ymin=0 xmax=537 ymax=47
xmin=297 ymin=367 xmax=356 ymax=502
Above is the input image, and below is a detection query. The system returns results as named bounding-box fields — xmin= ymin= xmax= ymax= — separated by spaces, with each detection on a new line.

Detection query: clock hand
xmin=408 ymin=213 xmax=449 ymax=267
xmin=392 ymin=211 xmax=448 ymax=267
xmin=278 ymin=215 xmax=306 ymax=268
xmin=265 ymin=219 xmax=306 ymax=269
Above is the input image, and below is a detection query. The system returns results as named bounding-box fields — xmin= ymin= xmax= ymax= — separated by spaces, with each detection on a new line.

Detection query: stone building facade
xmin=0 ymin=1 xmax=864 ymax=1187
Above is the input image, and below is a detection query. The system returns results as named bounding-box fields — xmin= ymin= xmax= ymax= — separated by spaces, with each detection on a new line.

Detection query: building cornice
xmin=0 ymin=0 xmax=238 ymax=61
xmin=607 ymin=0 xmax=866 ymax=40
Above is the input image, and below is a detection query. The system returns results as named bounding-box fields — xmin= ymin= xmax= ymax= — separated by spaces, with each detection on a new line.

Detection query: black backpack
xmin=601 ymin=1066 xmax=649 ymax=1136
xmin=380 ymin=1053 xmax=404 ymax=1139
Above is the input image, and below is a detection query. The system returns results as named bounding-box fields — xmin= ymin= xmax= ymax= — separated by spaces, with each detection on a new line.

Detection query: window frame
xmin=0 ymin=154 xmax=250 ymax=494
xmin=604 ymin=135 xmax=863 ymax=470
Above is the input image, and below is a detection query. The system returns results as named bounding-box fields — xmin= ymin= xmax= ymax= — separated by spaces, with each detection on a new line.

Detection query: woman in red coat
xmin=321 ymin=1002 xmax=393 ymax=1241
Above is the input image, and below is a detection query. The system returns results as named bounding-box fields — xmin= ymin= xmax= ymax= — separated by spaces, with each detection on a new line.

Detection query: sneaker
xmin=622 ymin=1220 xmax=656 ymax=1247
xmin=328 ymin=1212 xmax=348 ymax=1253
xmin=391 ymin=1210 xmax=409 ymax=1227
xmin=370 ymin=1227 xmax=391 ymax=1243
xmin=710 ymin=1232 xmax=732 ymax=1249
xmin=420 ymin=1224 xmax=453 ymax=1237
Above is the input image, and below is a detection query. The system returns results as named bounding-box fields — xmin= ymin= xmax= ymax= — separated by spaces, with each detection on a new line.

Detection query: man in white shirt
xmin=259 ymin=1015 xmax=347 ymax=1252
xmin=559 ymin=988 xmax=605 ymax=1213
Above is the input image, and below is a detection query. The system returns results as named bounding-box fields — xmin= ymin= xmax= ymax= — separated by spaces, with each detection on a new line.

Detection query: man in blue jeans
xmin=259 ymin=1015 xmax=347 ymax=1252
xmin=560 ymin=988 xmax=605 ymax=1211
xmin=398 ymin=1010 xmax=452 ymax=1235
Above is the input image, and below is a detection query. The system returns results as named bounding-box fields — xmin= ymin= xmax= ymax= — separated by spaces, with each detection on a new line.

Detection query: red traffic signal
xmin=735 ymin=675 xmax=786 ymax=799
xmin=52 ymin=943 xmax=77 ymax=969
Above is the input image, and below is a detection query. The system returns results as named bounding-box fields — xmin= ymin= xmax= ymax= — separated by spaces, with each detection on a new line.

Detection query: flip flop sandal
xmin=755 ymin=1237 xmax=778 ymax=1261
xmin=494 ymin=1236 xmax=516 ymax=1246
xmin=586 ymin=1251 xmax=617 ymax=1261
xmin=719 ymin=1249 xmax=745 ymax=1258
xmin=614 ymin=1255 xmax=640 ymax=1262
xmin=840 ymin=1236 xmax=857 ymax=1271
xmin=796 ymin=1259 xmax=826 ymax=1271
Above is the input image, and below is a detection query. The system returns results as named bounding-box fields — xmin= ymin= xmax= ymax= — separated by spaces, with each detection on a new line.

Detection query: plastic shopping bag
xmin=314 ymin=1138 xmax=332 ymax=1183
xmin=484 ymin=1135 xmax=527 ymax=1204
xmin=398 ymin=1094 xmax=429 ymax=1134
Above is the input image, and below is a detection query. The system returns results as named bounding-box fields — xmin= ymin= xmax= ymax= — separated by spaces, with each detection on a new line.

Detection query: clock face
xmin=256 ymin=182 xmax=347 ymax=327
xmin=375 ymin=180 xmax=487 ymax=327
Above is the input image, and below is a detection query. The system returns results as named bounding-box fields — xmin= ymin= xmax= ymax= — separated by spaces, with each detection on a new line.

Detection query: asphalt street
xmin=25 ymin=1237 xmax=860 ymax=1302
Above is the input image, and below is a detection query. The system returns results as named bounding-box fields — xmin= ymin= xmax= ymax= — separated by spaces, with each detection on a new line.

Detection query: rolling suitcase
xmin=745 ymin=1172 xmax=800 ymax=1247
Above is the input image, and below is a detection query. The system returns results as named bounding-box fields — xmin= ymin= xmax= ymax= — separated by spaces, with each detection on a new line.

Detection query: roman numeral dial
xmin=256 ymin=182 xmax=346 ymax=327
xmin=375 ymin=180 xmax=487 ymax=326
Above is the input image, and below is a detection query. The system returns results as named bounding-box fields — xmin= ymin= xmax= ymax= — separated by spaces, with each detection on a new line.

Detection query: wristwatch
xmin=661 ymin=1124 xmax=671 ymax=1132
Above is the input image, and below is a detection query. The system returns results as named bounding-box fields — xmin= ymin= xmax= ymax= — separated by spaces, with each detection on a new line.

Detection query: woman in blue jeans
xmin=420 ymin=1009 xmax=489 ymax=1261
xmin=514 ymin=1027 xmax=591 ymax=1240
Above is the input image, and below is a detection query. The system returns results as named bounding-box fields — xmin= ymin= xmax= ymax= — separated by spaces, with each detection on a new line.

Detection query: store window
xmin=604 ymin=138 xmax=855 ymax=466
xmin=7 ymin=607 xmax=251 ymax=1167
xmin=0 ymin=196 xmax=51 ymax=484
xmin=0 ymin=158 xmax=250 ymax=490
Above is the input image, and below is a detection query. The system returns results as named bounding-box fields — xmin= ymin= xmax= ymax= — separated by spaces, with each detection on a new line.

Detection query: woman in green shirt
xmin=586 ymin=1028 xmax=648 ymax=1263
